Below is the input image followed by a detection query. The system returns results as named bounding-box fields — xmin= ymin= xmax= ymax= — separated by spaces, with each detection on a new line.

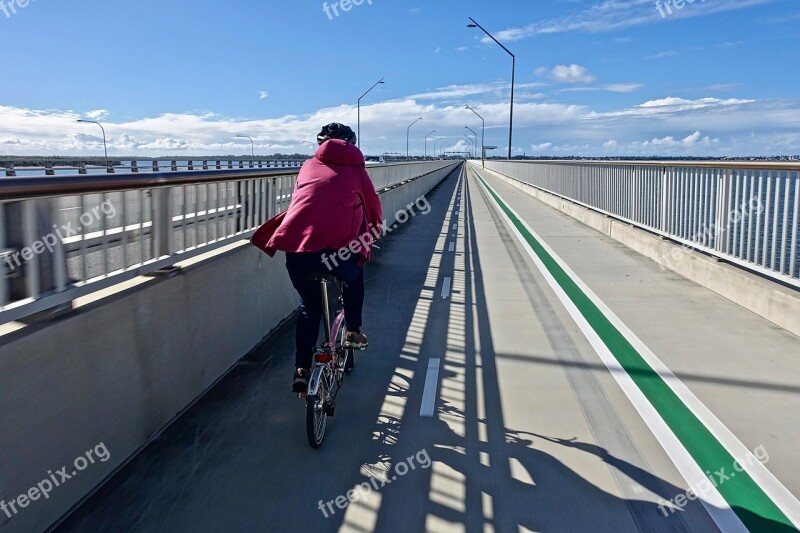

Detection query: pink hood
xmin=263 ymin=139 xmax=383 ymax=263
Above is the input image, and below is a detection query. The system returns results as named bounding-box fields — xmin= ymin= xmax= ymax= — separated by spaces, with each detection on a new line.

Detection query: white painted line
xmin=448 ymin=242 xmax=455 ymax=252
xmin=452 ymin=223 xmax=458 ymax=230
xmin=420 ymin=358 xmax=441 ymax=417
xmin=441 ymin=277 xmax=451 ymax=299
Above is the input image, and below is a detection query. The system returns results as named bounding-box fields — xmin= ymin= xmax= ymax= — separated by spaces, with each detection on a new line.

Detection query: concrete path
xmin=54 ymin=165 xmax=800 ymax=532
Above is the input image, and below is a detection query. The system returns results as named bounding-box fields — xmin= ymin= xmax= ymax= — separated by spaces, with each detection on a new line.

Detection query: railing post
xmin=188 ymin=160 xmax=194 ymax=171
xmin=0 ymin=203 xmax=9 ymax=307
xmin=131 ymin=160 xmax=139 ymax=173
xmin=44 ymin=162 xmax=55 ymax=176
xmin=107 ymin=160 xmax=115 ymax=174
xmin=660 ymin=166 xmax=669 ymax=232
xmin=4 ymin=162 xmax=15 ymax=177
xmin=216 ymin=160 xmax=221 ymax=170
xmin=203 ymin=160 xmax=209 ymax=171
xmin=152 ymin=160 xmax=159 ymax=172
xmin=152 ymin=187 xmax=173 ymax=259
xmin=171 ymin=160 xmax=178 ymax=172
xmin=715 ymin=168 xmax=731 ymax=253
xmin=630 ymin=166 xmax=638 ymax=221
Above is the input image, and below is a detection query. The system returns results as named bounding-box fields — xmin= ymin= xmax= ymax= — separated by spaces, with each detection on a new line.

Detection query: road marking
xmin=420 ymin=358 xmax=441 ymax=417
xmin=449 ymin=242 xmax=455 ymax=252
xmin=441 ymin=277 xmax=451 ymax=299
xmin=452 ymin=223 xmax=458 ymax=230
xmin=472 ymin=167 xmax=800 ymax=532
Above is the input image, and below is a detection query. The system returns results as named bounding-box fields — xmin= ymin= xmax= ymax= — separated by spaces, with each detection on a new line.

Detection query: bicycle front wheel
xmin=306 ymin=392 xmax=327 ymax=448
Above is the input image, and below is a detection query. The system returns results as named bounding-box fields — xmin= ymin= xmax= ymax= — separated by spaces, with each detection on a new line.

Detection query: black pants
xmin=285 ymin=250 xmax=364 ymax=369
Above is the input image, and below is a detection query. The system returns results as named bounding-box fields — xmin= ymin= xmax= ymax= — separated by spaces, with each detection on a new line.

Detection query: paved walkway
xmin=56 ymin=165 xmax=800 ymax=532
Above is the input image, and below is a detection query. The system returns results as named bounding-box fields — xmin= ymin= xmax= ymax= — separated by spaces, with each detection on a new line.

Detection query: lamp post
xmin=465 ymin=104 xmax=485 ymax=167
xmin=236 ymin=135 xmax=255 ymax=162
xmin=424 ymin=130 xmax=436 ymax=159
xmin=434 ymin=138 xmax=447 ymax=159
xmin=466 ymin=126 xmax=478 ymax=158
xmin=76 ymin=119 xmax=108 ymax=169
xmin=406 ymin=117 xmax=423 ymax=160
xmin=358 ymin=77 xmax=384 ymax=150
xmin=464 ymin=137 xmax=473 ymax=159
xmin=468 ymin=17 xmax=515 ymax=160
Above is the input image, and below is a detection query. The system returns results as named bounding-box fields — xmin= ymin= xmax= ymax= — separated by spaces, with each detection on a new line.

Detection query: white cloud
xmin=259 ymin=91 xmax=269 ymax=99
xmin=0 ymin=91 xmax=797 ymax=157
xmin=85 ymin=109 xmax=109 ymax=119
xmin=646 ymin=50 xmax=678 ymax=59
xmin=408 ymin=81 xmax=546 ymax=102
xmin=536 ymin=64 xmax=596 ymax=84
xmin=485 ymin=0 xmax=775 ymax=42
xmin=561 ymin=83 xmax=643 ymax=93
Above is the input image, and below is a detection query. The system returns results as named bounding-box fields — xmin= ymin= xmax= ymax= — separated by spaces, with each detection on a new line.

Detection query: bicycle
xmin=303 ymin=272 xmax=356 ymax=448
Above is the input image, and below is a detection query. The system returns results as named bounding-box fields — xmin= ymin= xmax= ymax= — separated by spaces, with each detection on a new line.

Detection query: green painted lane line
xmin=473 ymin=169 xmax=796 ymax=532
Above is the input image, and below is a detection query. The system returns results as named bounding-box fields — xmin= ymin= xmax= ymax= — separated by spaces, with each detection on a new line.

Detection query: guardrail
xmin=479 ymin=160 xmax=800 ymax=288
xmin=2 ymin=159 xmax=306 ymax=177
xmin=0 ymin=160 xmax=458 ymax=324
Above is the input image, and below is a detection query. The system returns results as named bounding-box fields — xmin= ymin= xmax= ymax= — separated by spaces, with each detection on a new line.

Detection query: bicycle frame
xmin=307 ymin=279 xmax=347 ymax=397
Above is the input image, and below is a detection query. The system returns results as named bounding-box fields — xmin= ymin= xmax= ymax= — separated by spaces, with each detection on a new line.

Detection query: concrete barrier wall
xmin=0 ymin=162 xmax=460 ymax=533
xmin=472 ymin=162 xmax=800 ymax=337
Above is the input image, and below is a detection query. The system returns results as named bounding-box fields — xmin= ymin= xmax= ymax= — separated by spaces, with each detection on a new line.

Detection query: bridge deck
xmin=56 ymin=166 xmax=800 ymax=532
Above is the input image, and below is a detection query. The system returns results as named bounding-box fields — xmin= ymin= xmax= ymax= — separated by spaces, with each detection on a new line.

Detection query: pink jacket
xmin=254 ymin=139 xmax=383 ymax=264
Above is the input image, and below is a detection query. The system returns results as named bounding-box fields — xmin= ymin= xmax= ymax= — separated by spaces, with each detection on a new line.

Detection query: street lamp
xmin=76 ymin=119 xmax=108 ymax=169
xmin=466 ymin=126 xmax=478 ymax=158
xmin=465 ymin=105 xmax=485 ymax=167
xmin=434 ymin=138 xmax=447 ymax=158
xmin=464 ymin=137 xmax=474 ymax=159
xmin=236 ymin=135 xmax=255 ymax=161
xmin=358 ymin=77 xmax=385 ymax=150
xmin=424 ymin=130 xmax=436 ymax=159
xmin=468 ymin=17 xmax=515 ymax=160
xmin=406 ymin=117 xmax=423 ymax=160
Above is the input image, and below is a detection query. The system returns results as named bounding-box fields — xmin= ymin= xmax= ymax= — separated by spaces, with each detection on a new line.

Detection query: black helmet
xmin=317 ymin=123 xmax=357 ymax=145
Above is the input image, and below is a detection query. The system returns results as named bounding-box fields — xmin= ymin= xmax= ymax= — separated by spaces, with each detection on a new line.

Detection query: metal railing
xmin=2 ymin=159 xmax=307 ymax=177
xmin=479 ymin=160 xmax=800 ymax=288
xmin=0 ymin=160 xmax=458 ymax=324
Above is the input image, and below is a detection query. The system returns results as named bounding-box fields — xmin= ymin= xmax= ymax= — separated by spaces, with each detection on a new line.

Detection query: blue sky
xmin=0 ymin=0 xmax=798 ymax=157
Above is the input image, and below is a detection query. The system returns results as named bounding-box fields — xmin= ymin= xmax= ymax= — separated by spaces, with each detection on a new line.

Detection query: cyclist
xmin=259 ymin=123 xmax=383 ymax=393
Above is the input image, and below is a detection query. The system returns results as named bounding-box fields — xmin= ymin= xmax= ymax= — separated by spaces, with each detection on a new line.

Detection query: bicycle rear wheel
xmin=306 ymin=392 xmax=327 ymax=448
